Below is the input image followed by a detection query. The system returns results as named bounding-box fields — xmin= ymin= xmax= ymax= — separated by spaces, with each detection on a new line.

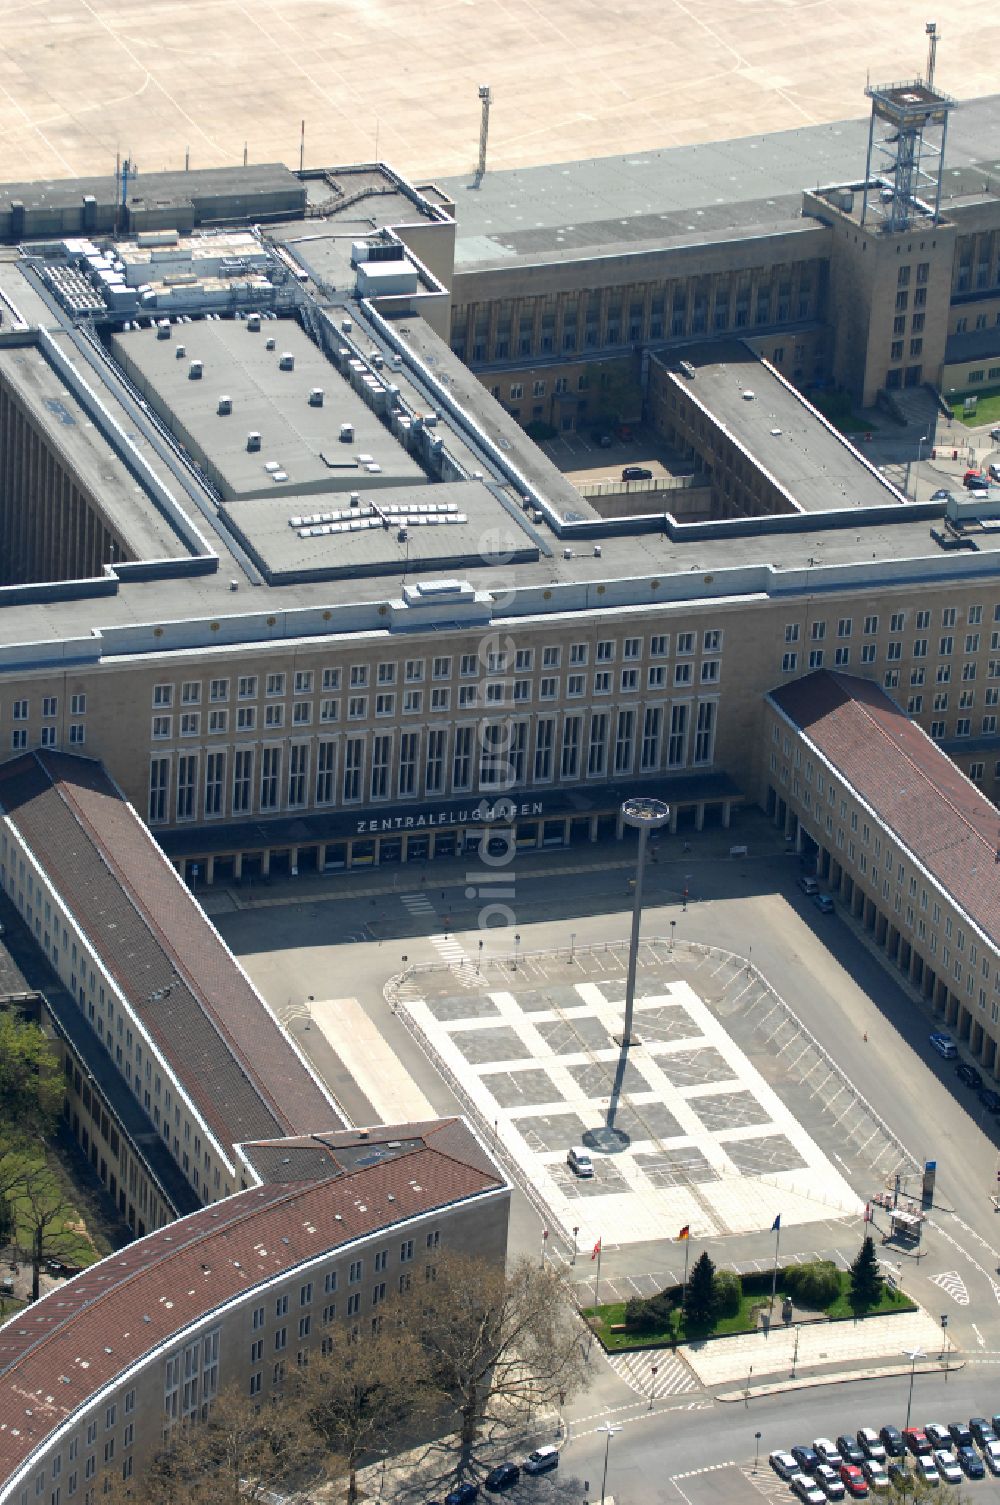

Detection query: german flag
xmin=677 ymin=1225 xmax=690 ymax=1241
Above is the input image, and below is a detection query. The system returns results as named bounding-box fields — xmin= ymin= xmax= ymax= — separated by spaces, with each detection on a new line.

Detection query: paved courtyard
xmin=397 ymin=942 xmax=864 ymax=1251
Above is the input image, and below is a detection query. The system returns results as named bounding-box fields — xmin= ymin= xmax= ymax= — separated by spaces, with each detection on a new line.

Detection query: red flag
xmin=591 ymin=1238 xmax=602 ymax=1260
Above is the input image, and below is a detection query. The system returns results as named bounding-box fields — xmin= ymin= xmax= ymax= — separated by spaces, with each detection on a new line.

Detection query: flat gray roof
xmin=659 ymin=342 xmax=905 ymax=514
xmin=0 ymin=336 xmax=191 ymax=563
xmin=111 ymin=317 xmax=427 ymax=501
xmin=444 ymin=93 xmax=1000 ymax=270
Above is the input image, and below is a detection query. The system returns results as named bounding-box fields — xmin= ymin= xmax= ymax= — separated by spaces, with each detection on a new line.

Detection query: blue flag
xmin=771 ymin=1214 xmax=781 ymax=1231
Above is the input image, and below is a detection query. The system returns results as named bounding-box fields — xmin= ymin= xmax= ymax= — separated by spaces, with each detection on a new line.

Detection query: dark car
xmin=902 ymin=1428 xmax=931 ymax=1457
xmin=925 ymin=1423 xmax=950 ymax=1448
xmin=485 ymin=1465 xmax=520 ymax=1493
xmin=991 ymin=1412 xmax=1000 ymax=1437
xmin=957 ymin=1445 xmax=985 ymax=1479
xmin=792 ymin=1446 xmax=821 ymax=1475
xmin=964 ymin=469 xmax=988 ymax=488
xmin=956 ymin=1062 xmax=983 ymax=1089
xmin=948 ymin=1422 xmax=973 ymax=1449
xmin=837 ymin=1437 xmax=865 ymax=1467
xmin=879 ymin=1426 xmax=905 ymax=1457
xmin=970 ymin=1417 xmax=994 ymax=1447
xmin=812 ymin=892 xmax=835 ymax=913
xmin=621 ymin=466 xmax=653 ymax=481
xmin=978 ymin=1087 xmax=1000 ymax=1112
xmin=446 ymin=1486 xmax=480 ymax=1505
xmin=886 ymin=1462 xmax=909 ymax=1486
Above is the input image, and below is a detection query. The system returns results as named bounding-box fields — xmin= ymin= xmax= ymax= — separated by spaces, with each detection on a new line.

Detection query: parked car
xmin=928 ymin=1032 xmax=957 ymax=1059
xmin=814 ymin=1440 xmax=843 ymax=1469
xmin=988 ymin=463 xmax=1000 ymax=483
xmin=792 ymin=1446 xmax=821 ymax=1475
xmin=879 ymin=1426 xmax=905 ymax=1457
xmin=522 ymin=1446 xmax=559 ymax=1476
xmin=983 ymin=1440 xmax=1000 ymax=1474
xmin=925 ymin=1424 xmax=951 ymax=1448
xmin=770 ymin=1451 xmax=798 ymax=1480
xmin=978 ymin=1088 xmax=1000 ymax=1112
xmin=860 ymin=1458 xmax=889 ymax=1492
xmin=956 ymin=1062 xmax=983 ymax=1089
xmin=856 ymin=1430 xmax=885 ymax=1462
xmin=791 ymin=1474 xmax=826 ymax=1505
xmin=957 ymin=1445 xmax=984 ymax=1479
xmin=933 ymin=1450 xmax=962 ymax=1486
xmin=915 ymin=1456 xmax=939 ymax=1486
xmin=485 ymin=1464 xmax=520 ymax=1493
xmin=812 ymin=892 xmax=835 ymax=913
xmin=969 ymin=1417 xmax=993 ymax=1447
xmin=839 ymin=1464 xmax=868 ymax=1498
xmin=566 ymin=1146 xmax=594 ymax=1177
xmin=964 ymin=469 xmax=988 ymax=488
xmin=814 ymin=1463 xmax=846 ymax=1500
xmin=836 ymin=1437 xmax=865 ymax=1467
xmin=903 ymin=1428 xmax=932 ymax=1456
xmin=446 ymin=1487 xmax=479 ymax=1505
xmin=886 ymin=1463 xmax=910 ymax=1487
xmin=990 ymin=1412 xmax=1000 ymax=1436
xmin=621 ymin=466 xmax=652 ymax=481
xmin=947 ymin=1421 xmax=972 ymax=1449
xmin=930 ymin=487 xmax=954 ymax=501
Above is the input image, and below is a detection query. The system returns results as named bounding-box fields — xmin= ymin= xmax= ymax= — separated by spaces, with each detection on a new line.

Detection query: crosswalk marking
xmin=929 ymin=1269 xmax=970 ymax=1306
xmin=431 ymin=933 xmax=466 ymax=963
xmin=401 ymin=892 xmax=434 ymax=914
xmin=605 ymin=1347 xmax=697 ymax=1398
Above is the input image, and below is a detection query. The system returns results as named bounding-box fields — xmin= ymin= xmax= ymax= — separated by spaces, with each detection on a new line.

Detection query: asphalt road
xmin=213 ymin=817 xmax=1000 ymax=1503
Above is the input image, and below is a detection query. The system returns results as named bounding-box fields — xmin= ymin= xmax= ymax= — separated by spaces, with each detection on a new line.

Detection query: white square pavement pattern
xmin=404 ymin=978 xmax=863 ymax=1248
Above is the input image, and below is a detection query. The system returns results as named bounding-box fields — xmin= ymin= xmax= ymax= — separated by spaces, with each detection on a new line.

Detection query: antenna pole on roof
xmin=475 ymin=85 xmax=492 ymax=187
xmin=299 ymin=119 xmax=305 ymax=174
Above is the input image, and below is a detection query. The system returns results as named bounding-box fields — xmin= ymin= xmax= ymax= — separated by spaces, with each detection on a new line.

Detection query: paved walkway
xmin=680 ymin=1307 xmax=942 ymax=1386
xmin=310 ymin=996 xmax=436 ymax=1121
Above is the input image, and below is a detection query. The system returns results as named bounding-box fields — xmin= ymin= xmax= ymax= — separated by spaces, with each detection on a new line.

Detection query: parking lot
xmin=537 ymin=429 xmax=685 ymax=487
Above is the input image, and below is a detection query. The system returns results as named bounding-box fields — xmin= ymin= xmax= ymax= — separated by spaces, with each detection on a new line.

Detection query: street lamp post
xmin=903 ymin=1348 xmax=926 ymax=1430
xmin=619 ymin=798 xmax=670 ymax=1047
xmin=477 ymin=938 xmax=484 ymax=974
xmin=670 ymin=919 xmax=676 ymax=951
xmin=513 ymin=932 xmax=521 ymax=970
xmin=754 ymin=1432 xmax=763 ymax=1474
xmin=940 ymin=1313 xmax=949 ymax=1378
xmin=791 ymin=1323 xmax=801 ymax=1377
xmin=598 ymin=1423 xmax=622 ymax=1505
xmin=571 ymin=1225 xmax=579 ymax=1265
xmin=913 ymin=434 xmax=929 ymax=500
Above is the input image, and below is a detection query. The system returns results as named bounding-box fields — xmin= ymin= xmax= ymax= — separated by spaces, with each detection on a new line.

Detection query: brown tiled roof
xmin=0 ymin=1141 xmax=505 ymax=1482
xmin=0 ymin=751 xmax=340 ymax=1153
xmin=240 ymin=1118 xmax=501 ymax=1185
xmin=768 ymin=671 xmax=1000 ymax=942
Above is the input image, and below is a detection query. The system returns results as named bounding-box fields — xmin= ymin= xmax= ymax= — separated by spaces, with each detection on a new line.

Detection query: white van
xmin=523 ymin=1446 xmax=559 ymax=1476
xmin=567 ymin=1146 xmax=594 ymax=1177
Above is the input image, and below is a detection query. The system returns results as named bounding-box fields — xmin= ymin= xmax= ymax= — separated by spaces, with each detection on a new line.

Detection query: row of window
xmin=148 ymin=702 xmax=720 ymax=823
xmin=147 ymin=662 xmax=723 ymax=740
xmin=786 ymin=604 xmax=991 ymax=641
xmin=147 ymin=632 xmax=726 ymax=711
xmin=23 ymin=1388 xmax=137 ymax=1505
xmin=0 ymin=693 xmax=86 ymax=721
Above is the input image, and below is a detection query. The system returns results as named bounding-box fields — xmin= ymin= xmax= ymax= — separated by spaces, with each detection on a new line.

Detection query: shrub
xmin=712 ymin=1268 xmax=742 ymax=1317
xmin=785 ymin=1259 xmax=841 ymax=1309
xmin=524 ymin=419 xmax=557 ymax=442
xmin=623 ymin=1289 xmax=674 ymax=1332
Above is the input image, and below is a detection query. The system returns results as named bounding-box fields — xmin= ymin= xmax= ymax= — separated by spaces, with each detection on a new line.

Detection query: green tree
xmin=14 ymin=1159 xmax=84 ymax=1301
xmin=712 ymin=1268 xmax=742 ymax=1318
xmin=849 ymin=1235 xmax=883 ymax=1309
xmin=0 ymin=1010 xmax=62 ymax=1144
xmin=683 ymin=1251 xmax=716 ymax=1327
xmin=785 ymin=1259 xmax=841 ymax=1308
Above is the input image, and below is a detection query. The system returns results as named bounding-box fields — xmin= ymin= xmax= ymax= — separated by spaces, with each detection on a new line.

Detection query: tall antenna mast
xmin=476 ymin=85 xmax=492 ymax=185
xmin=925 ymin=20 xmax=940 ymax=86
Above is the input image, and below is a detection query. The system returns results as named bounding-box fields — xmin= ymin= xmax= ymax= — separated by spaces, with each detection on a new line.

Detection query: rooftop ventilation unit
xmin=340 ymin=422 xmax=354 ymax=443
xmin=279 ymin=352 xmax=295 ymax=371
xmin=247 ymin=313 xmax=261 ymax=331
xmin=742 ymin=389 xmax=756 ymax=401
xmin=265 ymin=337 xmax=276 ymax=351
xmin=217 ymin=395 xmax=232 ymax=415
xmin=679 ymin=360 xmax=696 ymax=379
xmin=308 ymin=388 xmax=324 ymax=407
xmin=349 ymin=491 xmax=360 ymax=507
xmin=175 ymin=344 xmax=186 ymax=359
xmin=156 ymin=320 xmax=170 ymax=340
xmin=247 ymin=431 xmax=262 ymax=452
xmin=342 ymin=318 xmax=353 ymax=333
xmin=188 ymin=360 xmax=203 ymax=380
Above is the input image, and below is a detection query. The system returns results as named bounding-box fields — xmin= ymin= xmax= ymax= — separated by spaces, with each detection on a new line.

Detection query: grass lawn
xmin=4 ymin=1143 xmax=103 ymax=1275
xmin=809 ymin=390 xmax=876 ymax=435
xmin=584 ymin=1273 xmax=915 ymax=1352
xmin=949 ymin=387 xmax=1000 ymax=428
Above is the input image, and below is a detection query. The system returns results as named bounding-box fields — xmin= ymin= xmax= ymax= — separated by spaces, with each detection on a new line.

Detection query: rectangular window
xmin=399 ymin=732 xmax=419 ymax=797
xmin=287 ymin=744 xmax=308 ymax=807
xmin=315 ymin=740 xmax=337 ymax=805
xmin=425 ymin=728 xmax=446 ymax=794
xmin=176 ymin=755 xmax=197 ymax=821
xmin=204 ymin=751 xmax=226 ymax=817
xmin=453 ymin=726 xmax=473 ymax=789
xmin=667 ymin=703 xmax=688 ymax=767
xmin=148 ymin=758 xmax=169 ymax=823
xmin=693 ymin=701 xmax=716 ymax=764
xmin=588 ymin=714 xmax=607 ymax=776
xmin=343 ymin=738 xmax=364 ymax=802
xmin=641 ymin=706 xmax=662 ymax=771
xmin=614 ymin=709 xmax=635 ymax=775
xmin=533 ymin=718 xmax=554 ymax=781
xmin=233 ymin=749 xmax=253 ymax=813
xmin=260 ymin=746 xmax=281 ymax=810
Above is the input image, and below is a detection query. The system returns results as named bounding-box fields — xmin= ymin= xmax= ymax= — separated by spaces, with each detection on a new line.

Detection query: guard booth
xmin=887 ymin=1207 xmax=923 ymax=1245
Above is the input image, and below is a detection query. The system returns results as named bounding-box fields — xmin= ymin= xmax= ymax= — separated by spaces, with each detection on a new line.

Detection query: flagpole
xmin=769 ymin=1219 xmax=781 ymax=1313
xmin=594 ymin=1240 xmax=603 ymax=1308
xmin=682 ymin=1236 xmax=691 ymax=1306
